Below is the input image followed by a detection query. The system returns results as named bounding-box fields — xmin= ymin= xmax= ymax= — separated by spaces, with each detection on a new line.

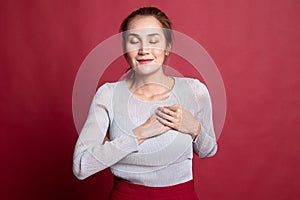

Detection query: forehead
xmin=126 ymin=16 xmax=165 ymax=39
xmin=126 ymin=16 xmax=164 ymax=35
xmin=127 ymin=16 xmax=163 ymax=29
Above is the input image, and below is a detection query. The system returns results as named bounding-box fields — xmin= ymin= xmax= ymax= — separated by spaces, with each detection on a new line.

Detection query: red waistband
xmin=109 ymin=176 xmax=199 ymax=200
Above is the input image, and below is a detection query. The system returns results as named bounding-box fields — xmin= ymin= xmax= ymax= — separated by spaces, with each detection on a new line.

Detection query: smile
xmin=137 ymin=59 xmax=154 ymax=64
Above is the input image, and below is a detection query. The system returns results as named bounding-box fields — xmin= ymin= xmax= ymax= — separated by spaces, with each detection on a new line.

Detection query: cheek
xmin=125 ymin=52 xmax=138 ymax=67
xmin=125 ymin=51 xmax=137 ymax=61
xmin=153 ymin=49 xmax=166 ymax=59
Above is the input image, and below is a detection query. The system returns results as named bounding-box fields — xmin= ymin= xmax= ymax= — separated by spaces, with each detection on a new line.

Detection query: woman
xmin=73 ymin=7 xmax=217 ymax=200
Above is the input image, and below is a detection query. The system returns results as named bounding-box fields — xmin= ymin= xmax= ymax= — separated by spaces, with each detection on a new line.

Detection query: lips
xmin=137 ymin=59 xmax=154 ymax=64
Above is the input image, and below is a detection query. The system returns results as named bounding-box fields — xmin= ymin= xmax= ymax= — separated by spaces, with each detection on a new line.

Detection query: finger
xmin=158 ymin=107 xmax=176 ymax=117
xmin=156 ymin=116 xmax=177 ymax=129
xmin=161 ymin=107 xmax=182 ymax=120
xmin=156 ymin=109 xmax=176 ymax=122
xmin=164 ymin=104 xmax=182 ymax=113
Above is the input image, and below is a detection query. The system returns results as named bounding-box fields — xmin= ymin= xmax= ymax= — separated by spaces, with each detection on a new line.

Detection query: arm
xmin=72 ymin=83 xmax=138 ymax=180
xmin=192 ymin=79 xmax=218 ymax=158
xmin=153 ymin=79 xmax=217 ymax=158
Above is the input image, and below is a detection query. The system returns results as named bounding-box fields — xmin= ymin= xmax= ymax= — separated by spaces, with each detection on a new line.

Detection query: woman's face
xmin=124 ymin=16 xmax=169 ymax=75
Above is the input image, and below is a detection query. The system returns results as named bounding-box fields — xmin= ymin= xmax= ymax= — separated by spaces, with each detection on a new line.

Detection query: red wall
xmin=1 ymin=0 xmax=299 ymax=199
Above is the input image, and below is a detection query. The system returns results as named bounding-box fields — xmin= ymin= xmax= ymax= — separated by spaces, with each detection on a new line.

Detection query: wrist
xmin=191 ymin=122 xmax=201 ymax=139
xmin=133 ymin=126 xmax=145 ymax=144
xmin=136 ymin=137 xmax=144 ymax=144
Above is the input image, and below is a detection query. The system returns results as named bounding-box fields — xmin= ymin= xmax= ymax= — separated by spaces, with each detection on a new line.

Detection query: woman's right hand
xmin=133 ymin=112 xmax=170 ymax=144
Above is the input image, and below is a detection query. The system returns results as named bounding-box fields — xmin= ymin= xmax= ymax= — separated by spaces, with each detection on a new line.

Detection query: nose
xmin=138 ymin=43 xmax=150 ymax=55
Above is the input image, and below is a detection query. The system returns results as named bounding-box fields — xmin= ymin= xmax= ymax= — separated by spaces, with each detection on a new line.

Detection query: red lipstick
xmin=137 ymin=59 xmax=153 ymax=64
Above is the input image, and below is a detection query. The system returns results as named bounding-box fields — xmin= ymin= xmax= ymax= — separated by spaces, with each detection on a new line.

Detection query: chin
xmin=133 ymin=64 xmax=161 ymax=75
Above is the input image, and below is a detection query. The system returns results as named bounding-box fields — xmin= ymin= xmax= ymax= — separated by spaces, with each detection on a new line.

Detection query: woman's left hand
xmin=155 ymin=104 xmax=201 ymax=139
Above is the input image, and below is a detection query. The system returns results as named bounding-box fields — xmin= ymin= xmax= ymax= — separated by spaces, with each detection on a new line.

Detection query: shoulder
xmin=95 ymin=80 xmax=122 ymax=96
xmin=174 ymin=77 xmax=207 ymax=91
xmin=93 ymin=80 xmax=124 ymax=106
xmin=174 ymin=77 xmax=210 ymax=101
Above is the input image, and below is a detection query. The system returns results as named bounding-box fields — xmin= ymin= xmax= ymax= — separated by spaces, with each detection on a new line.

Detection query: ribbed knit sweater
xmin=73 ymin=77 xmax=217 ymax=186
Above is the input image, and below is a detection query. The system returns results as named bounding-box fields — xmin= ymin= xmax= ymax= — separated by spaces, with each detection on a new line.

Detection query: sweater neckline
xmin=122 ymin=77 xmax=177 ymax=103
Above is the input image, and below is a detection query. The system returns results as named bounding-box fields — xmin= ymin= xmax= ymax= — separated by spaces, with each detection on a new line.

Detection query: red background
xmin=1 ymin=0 xmax=300 ymax=199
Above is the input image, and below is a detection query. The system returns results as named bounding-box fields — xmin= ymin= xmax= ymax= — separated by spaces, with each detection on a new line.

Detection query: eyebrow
xmin=127 ymin=33 xmax=161 ymax=37
xmin=148 ymin=33 xmax=160 ymax=37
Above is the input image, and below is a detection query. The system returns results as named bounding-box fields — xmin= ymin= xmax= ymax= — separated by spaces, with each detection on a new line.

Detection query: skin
xmin=124 ymin=16 xmax=201 ymax=144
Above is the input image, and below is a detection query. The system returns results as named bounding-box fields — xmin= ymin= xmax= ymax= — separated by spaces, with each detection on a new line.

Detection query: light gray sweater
xmin=73 ymin=77 xmax=217 ymax=186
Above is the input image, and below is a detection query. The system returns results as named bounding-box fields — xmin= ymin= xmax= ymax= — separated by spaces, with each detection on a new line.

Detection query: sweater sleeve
xmin=192 ymin=79 xmax=218 ymax=158
xmin=72 ymin=83 xmax=139 ymax=180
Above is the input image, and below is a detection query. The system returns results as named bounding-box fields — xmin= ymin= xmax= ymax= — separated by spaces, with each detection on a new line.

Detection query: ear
xmin=165 ymin=44 xmax=171 ymax=56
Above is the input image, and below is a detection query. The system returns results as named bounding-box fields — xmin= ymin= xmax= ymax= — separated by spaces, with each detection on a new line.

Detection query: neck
xmin=131 ymin=69 xmax=168 ymax=87
xmin=126 ymin=68 xmax=173 ymax=95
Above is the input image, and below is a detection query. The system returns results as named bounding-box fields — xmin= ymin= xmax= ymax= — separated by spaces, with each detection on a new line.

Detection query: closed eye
xmin=129 ymin=40 xmax=139 ymax=44
xmin=127 ymin=35 xmax=140 ymax=45
xmin=149 ymin=40 xmax=159 ymax=44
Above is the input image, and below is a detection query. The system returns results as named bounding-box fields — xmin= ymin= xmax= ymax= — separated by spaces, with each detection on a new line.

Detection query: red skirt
xmin=108 ymin=176 xmax=199 ymax=200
